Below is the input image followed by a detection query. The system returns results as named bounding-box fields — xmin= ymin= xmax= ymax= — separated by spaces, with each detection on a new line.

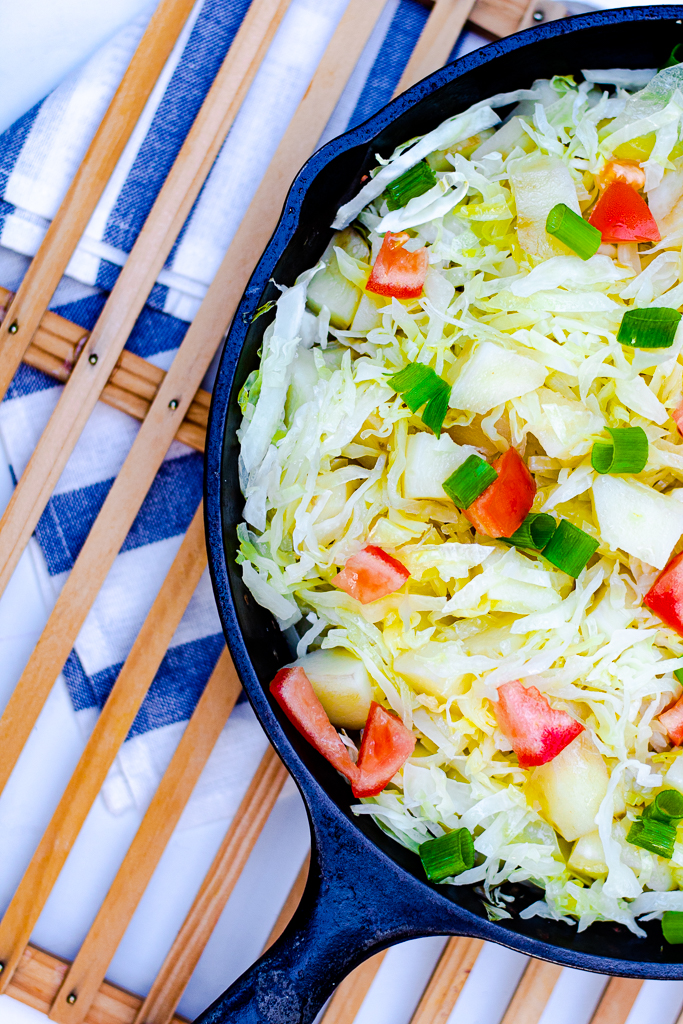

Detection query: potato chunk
xmin=295 ymin=648 xmax=372 ymax=729
xmin=568 ymin=830 xmax=608 ymax=878
xmin=525 ymin=732 xmax=608 ymax=841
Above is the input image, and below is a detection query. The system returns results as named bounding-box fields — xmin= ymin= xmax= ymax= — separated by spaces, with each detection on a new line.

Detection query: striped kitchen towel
xmin=0 ymin=0 xmax=470 ymax=822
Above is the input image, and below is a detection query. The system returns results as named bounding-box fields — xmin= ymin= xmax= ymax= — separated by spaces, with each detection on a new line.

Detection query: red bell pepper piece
xmin=334 ymin=545 xmax=410 ymax=604
xmin=270 ymin=666 xmax=359 ymax=784
xmin=660 ymin=696 xmax=683 ymax=747
xmin=494 ymin=680 xmax=584 ymax=768
xmin=366 ymin=231 xmax=428 ymax=299
xmin=464 ymin=448 xmax=536 ymax=539
xmin=588 ymin=180 xmax=660 ymax=243
xmin=673 ymin=400 xmax=683 ymax=436
xmin=645 ymin=552 xmax=683 ymax=636
xmin=353 ymin=701 xmax=416 ymax=797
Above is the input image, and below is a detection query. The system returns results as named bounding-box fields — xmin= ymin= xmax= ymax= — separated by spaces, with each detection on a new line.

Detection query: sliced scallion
xmin=643 ymin=789 xmax=683 ymax=823
xmin=626 ymin=816 xmax=677 ymax=859
xmin=386 ymin=161 xmax=437 ymax=211
xmin=675 ymin=668 xmax=683 ymax=684
xmin=419 ymin=827 xmax=475 ymax=882
xmin=591 ymin=426 xmax=649 ymax=475
xmin=663 ymin=911 xmax=683 ymax=944
xmin=542 ymin=519 xmax=599 ymax=578
xmin=387 ymin=362 xmax=450 ymax=437
xmin=546 ymin=203 xmax=602 ymax=260
xmin=507 ymin=513 xmax=557 ymax=550
xmin=617 ymin=307 xmax=682 ymax=349
xmin=443 ymin=454 xmax=497 ymax=509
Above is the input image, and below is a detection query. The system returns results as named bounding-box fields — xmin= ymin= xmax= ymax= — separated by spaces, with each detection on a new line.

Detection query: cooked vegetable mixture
xmin=238 ymin=63 xmax=683 ymax=936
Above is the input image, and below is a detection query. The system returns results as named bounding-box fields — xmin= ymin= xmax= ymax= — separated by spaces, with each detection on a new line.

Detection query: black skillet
xmin=202 ymin=9 xmax=683 ymax=1021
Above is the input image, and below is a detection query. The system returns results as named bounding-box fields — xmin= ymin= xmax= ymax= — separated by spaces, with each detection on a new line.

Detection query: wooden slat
xmin=0 ymin=505 xmax=208 ymax=990
xmin=48 ymin=649 xmax=241 ymax=1024
xmin=0 ymin=0 xmax=197 ymax=403
xmin=589 ymin=978 xmax=642 ymax=1024
xmin=7 ymin=945 xmax=187 ymax=1024
xmin=0 ymin=0 xmax=290 ymax=601
xmin=394 ymin=0 xmax=479 ymax=94
xmin=500 ymin=960 xmax=562 ymax=1024
xmin=133 ymin=746 xmax=288 ymax=1024
xmin=261 ymin=853 xmax=310 ymax=954
xmin=321 ymin=953 xmax=388 ymax=1024
xmin=467 ymin=0 xmax=529 ymax=37
xmin=410 ymin=937 xmax=484 ymax=1024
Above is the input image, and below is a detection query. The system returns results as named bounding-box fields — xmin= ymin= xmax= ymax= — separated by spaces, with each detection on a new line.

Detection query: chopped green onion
xmin=419 ymin=827 xmax=475 ymax=882
xmin=443 ymin=455 xmax=497 ymax=509
xmin=664 ymin=44 xmax=683 ymax=70
xmin=386 ymin=161 xmax=437 ymax=211
xmin=506 ymin=513 xmax=557 ymax=551
xmin=675 ymin=668 xmax=683 ymax=684
xmin=546 ymin=203 xmax=602 ymax=260
xmin=591 ymin=426 xmax=649 ymax=475
xmin=421 ymin=387 xmax=450 ymax=437
xmin=663 ymin=911 xmax=683 ymax=944
xmin=387 ymin=362 xmax=451 ymax=436
xmin=643 ymin=789 xmax=683 ymax=823
xmin=542 ymin=519 xmax=599 ymax=578
xmin=626 ymin=816 xmax=677 ymax=859
xmin=617 ymin=307 xmax=682 ymax=349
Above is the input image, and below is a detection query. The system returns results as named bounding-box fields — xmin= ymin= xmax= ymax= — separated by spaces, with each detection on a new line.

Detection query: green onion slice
xmin=506 ymin=513 xmax=557 ymax=550
xmin=663 ymin=911 xmax=683 ymax=944
xmin=664 ymin=43 xmax=683 ymax=69
xmin=386 ymin=161 xmax=437 ymax=211
xmin=626 ymin=816 xmax=677 ymax=859
xmin=591 ymin=426 xmax=649 ymax=475
xmin=542 ymin=519 xmax=599 ymax=578
xmin=387 ymin=362 xmax=450 ymax=436
xmin=443 ymin=454 xmax=497 ymax=509
xmin=419 ymin=827 xmax=475 ymax=882
xmin=546 ymin=203 xmax=602 ymax=261
xmin=617 ymin=307 xmax=682 ymax=349
xmin=675 ymin=668 xmax=683 ymax=684
xmin=643 ymin=789 xmax=683 ymax=823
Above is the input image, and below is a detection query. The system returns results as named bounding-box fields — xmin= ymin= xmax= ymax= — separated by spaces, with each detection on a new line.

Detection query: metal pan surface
xmin=203 ymin=10 xmax=683 ymax=1021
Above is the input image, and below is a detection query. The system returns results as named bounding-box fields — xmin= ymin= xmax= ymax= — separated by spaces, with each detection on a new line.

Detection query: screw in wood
xmin=0 ymin=962 xmax=4 ymax=973
xmin=66 ymin=993 xmax=77 ymax=1005
xmin=533 ymin=10 xmax=544 ymax=19
xmin=169 ymin=399 xmax=179 ymax=410
xmin=88 ymin=353 xmax=98 ymax=365
xmin=8 ymin=321 xmax=18 ymax=334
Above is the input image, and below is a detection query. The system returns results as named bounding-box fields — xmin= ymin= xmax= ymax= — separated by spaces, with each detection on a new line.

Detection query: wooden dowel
xmin=500 ymin=959 xmax=562 ymax=1024
xmin=0 ymin=505 xmax=208 ymax=990
xmin=0 ymin=0 xmax=290 ymax=601
xmin=589 ymin=978 xmax=642 ymax=1024
xmin=393 ymin=0 xmax=478 ymax=95
xmin=7 ymin=944 xmax=188 ymax=1024
xmin=48 ymin=648 xmax=241 ymax=1024
xmin=409 ymin=936 xmax=484 ymax=1024
xmin=133 ymin=747 xmax=289 ymax=1024
xmin=320 ymin=953 xmax=388 ymax=1024
xmin=261 ymin=853 xmax=311 ymax=954
xmin=0 ymin=0 xmax=197 ymax=402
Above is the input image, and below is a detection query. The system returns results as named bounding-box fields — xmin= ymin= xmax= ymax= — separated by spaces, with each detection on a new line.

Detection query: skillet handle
xmin=194 ymin=794 xmax=467 ymax=1023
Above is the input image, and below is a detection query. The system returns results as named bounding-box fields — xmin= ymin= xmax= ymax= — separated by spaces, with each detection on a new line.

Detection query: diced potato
xmin=448 ymin=341 xmax=546 ymax=416
xmin=592 ymin=476 xmax=683 ymax=570
xmin=403 ymin=432 xmax=481 ymax=500
xmin=508 ymin=152 xmax=581 ymax=260
xmin=525 ymin=732 xmax=609 ymax=842
xmin=568 ymin=830 xmax=608 ymax=878
xmin=296 ymin=648 xmax=372 ymax=729
xmin=394 ymin=642 xmax=469 ymax=700
xmin=307 ymin=228 xmax=369 ymax=329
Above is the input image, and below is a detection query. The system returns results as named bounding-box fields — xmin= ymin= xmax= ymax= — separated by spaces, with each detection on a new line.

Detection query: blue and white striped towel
xmin=0 ymin=0 xmax=476 ymax=824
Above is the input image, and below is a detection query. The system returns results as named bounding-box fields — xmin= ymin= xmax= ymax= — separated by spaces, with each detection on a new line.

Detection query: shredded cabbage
xmin=237 ymin=65 xmax=683 ymax=931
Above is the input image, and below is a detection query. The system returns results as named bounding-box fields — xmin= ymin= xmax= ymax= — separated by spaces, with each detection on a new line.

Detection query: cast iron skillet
xmin=202 ymin=9 xmax=683 ymax=1021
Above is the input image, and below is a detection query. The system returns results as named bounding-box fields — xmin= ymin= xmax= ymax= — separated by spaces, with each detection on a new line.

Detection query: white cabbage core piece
xmin=449 ymin=341 xmax=547 ymax=416
xmin=526 ymin=732 xmax=609 ymax=842
xmin=592 ymin=476 xmax=683 ymax=569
